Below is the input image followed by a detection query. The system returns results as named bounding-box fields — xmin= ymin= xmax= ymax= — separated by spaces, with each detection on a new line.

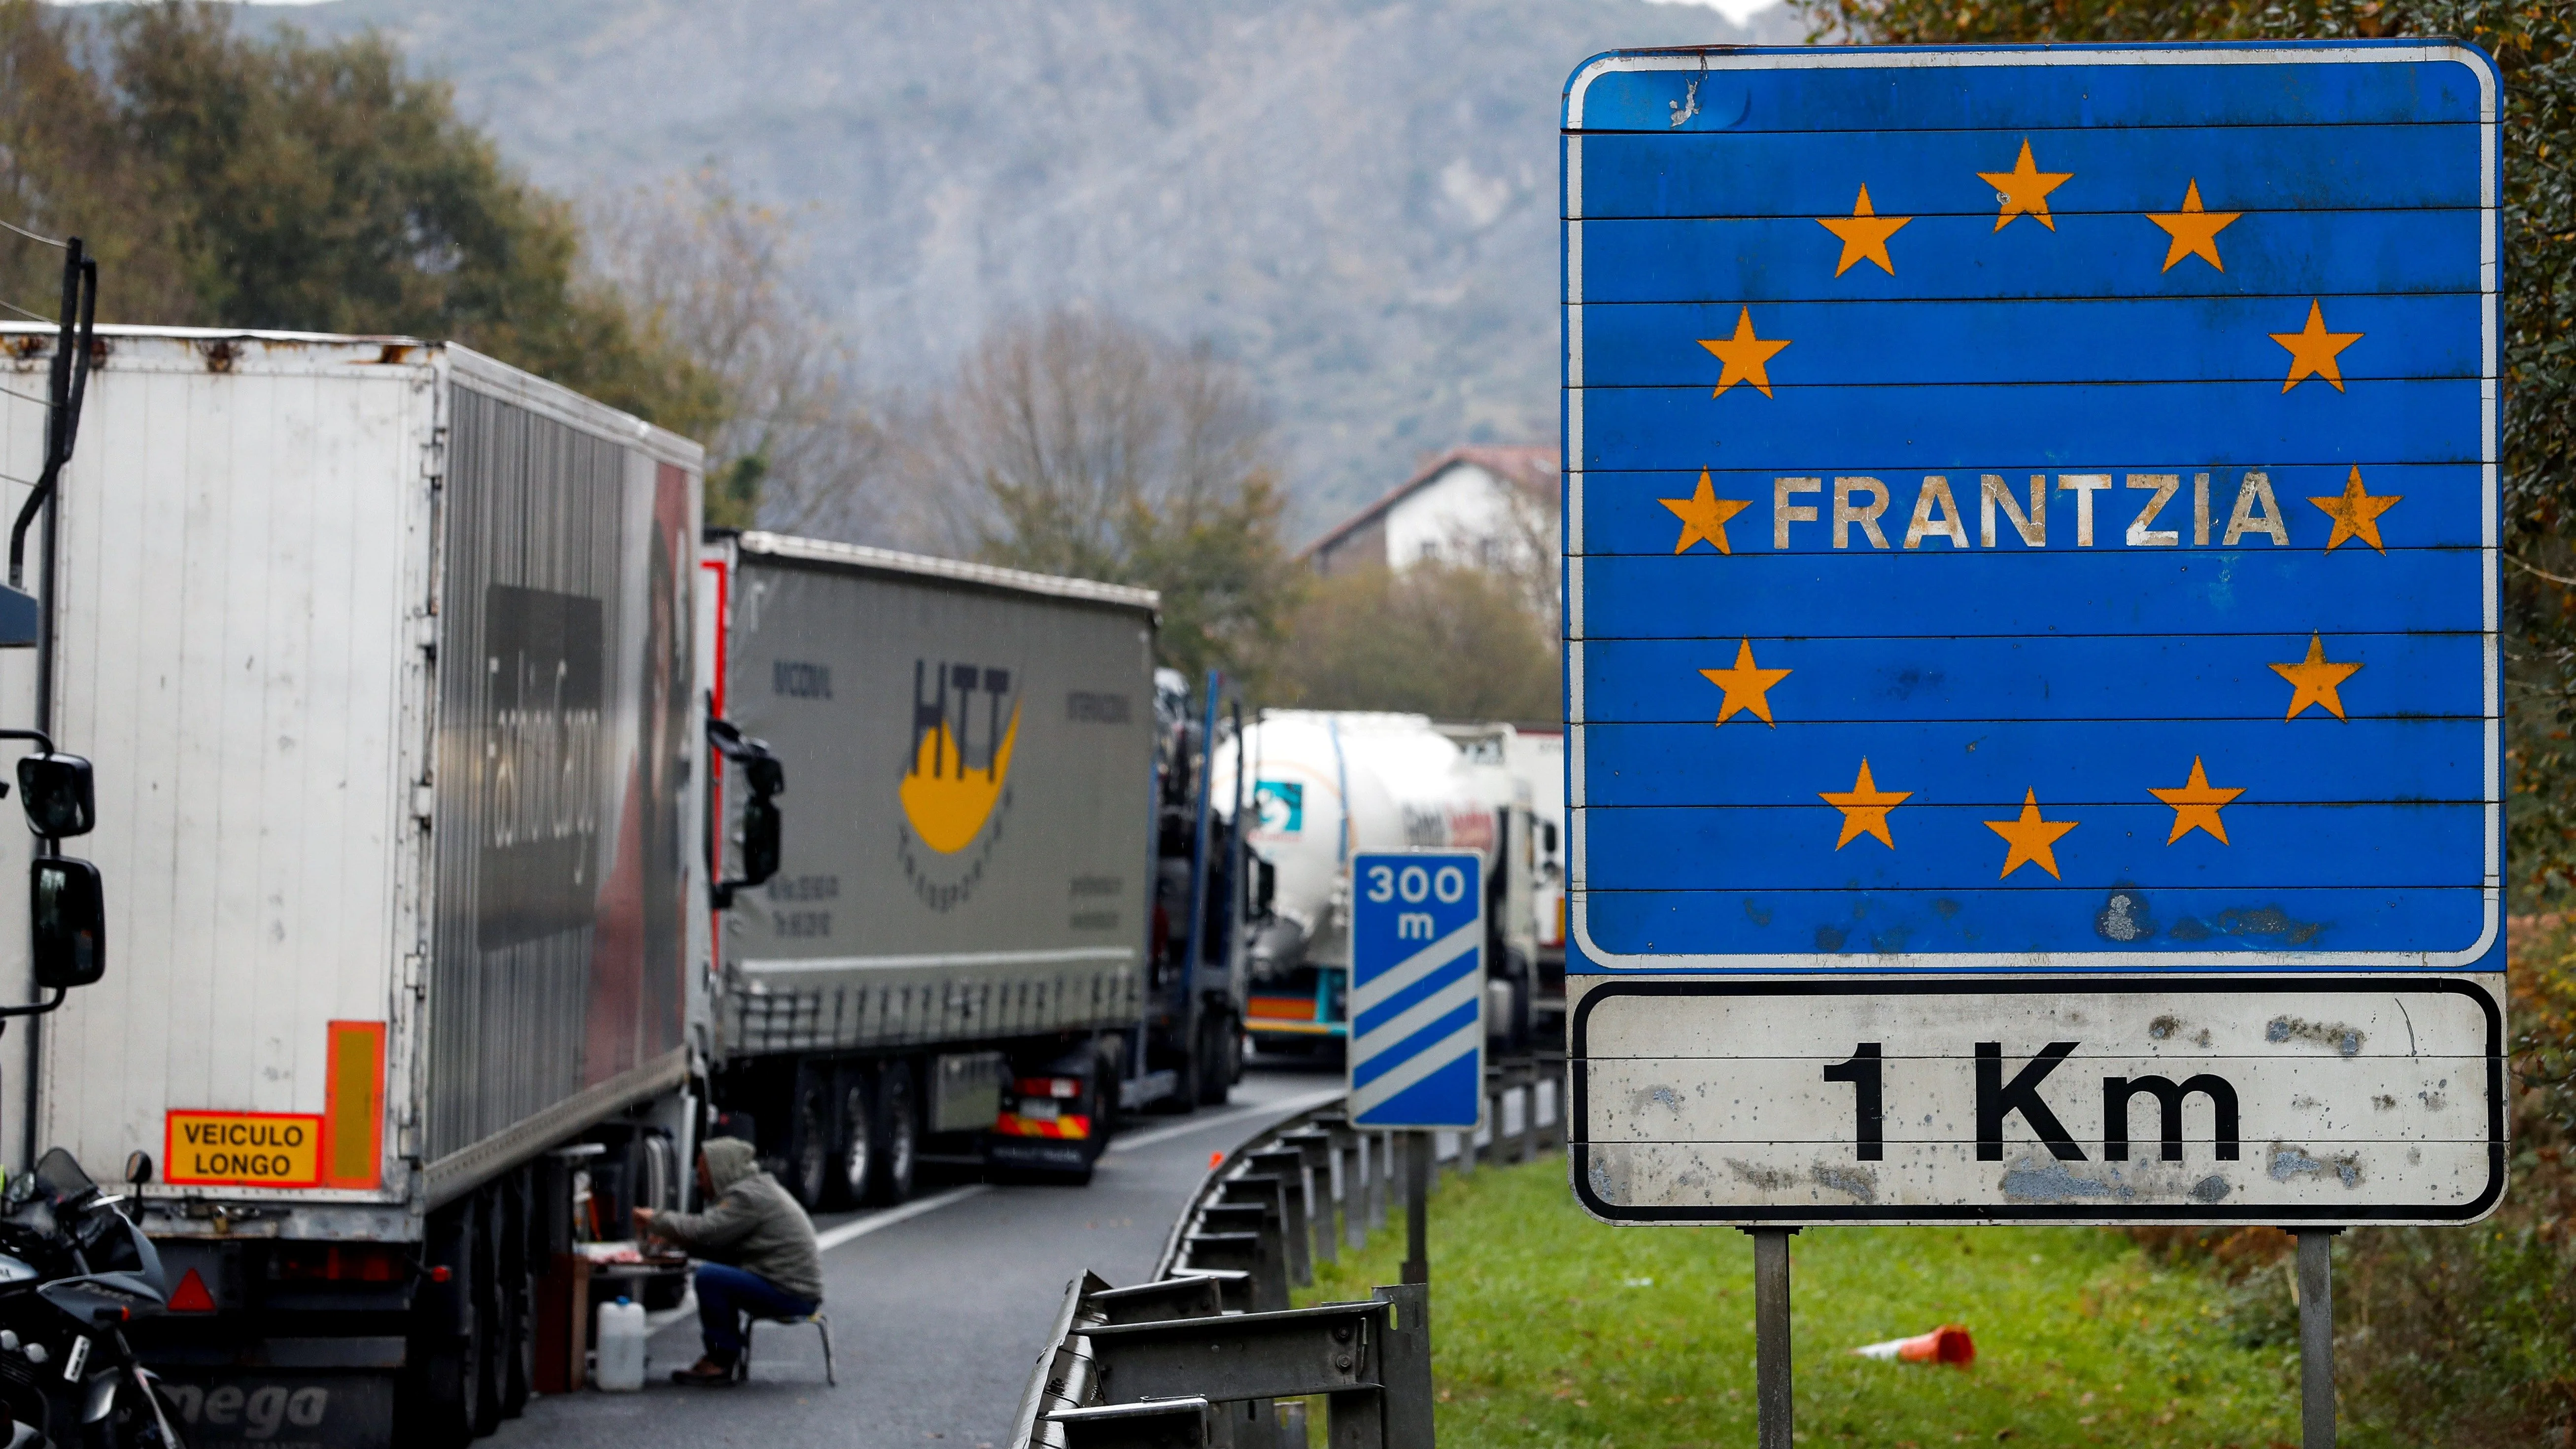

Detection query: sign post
xmin=1347 ymin=849 xmax=1486 ymax=1288
xmin=1562 ymin=41 xmax=2505 ymax=1445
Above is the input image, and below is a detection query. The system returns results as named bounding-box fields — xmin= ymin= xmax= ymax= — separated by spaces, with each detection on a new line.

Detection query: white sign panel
xmin=1573 ymin=978 xmax=2502 ymax=1224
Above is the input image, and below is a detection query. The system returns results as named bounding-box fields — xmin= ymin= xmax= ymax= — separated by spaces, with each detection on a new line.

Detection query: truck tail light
xmin=1013 ymin=1076 xmax=1082 ymax=1101
xmin=275 ymin=1244 xmax=408 ymax=1284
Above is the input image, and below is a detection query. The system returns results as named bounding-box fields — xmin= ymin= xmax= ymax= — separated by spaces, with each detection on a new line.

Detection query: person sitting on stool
xmin=635 ymin=1136 xmax=824 ymax=1386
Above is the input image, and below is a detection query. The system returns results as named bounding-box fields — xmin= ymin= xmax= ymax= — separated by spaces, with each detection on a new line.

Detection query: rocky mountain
xmin=275 ymin=0 xmax=1799 ymax=537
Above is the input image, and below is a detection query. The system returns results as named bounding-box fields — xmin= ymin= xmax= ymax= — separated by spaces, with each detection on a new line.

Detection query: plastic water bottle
xmin=594 ymin=1297 xmax=648 ymax=1392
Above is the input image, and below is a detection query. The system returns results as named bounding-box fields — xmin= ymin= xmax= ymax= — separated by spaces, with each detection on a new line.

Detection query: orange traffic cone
xmin=1851 ymin=1324 xmax=1974 ymax=1366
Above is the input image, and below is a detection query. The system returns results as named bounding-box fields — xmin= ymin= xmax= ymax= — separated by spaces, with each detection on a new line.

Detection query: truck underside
xmin=133 ymin=1108 xmax=692 ymax=1449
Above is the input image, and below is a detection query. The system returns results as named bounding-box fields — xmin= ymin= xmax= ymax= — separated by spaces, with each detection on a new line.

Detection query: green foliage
xmin=1274 ymin=563 xmax=1560 ymax=724
xmin=1301 ymin=1158 xmax=2296 ymax=1446
xmin=1801 ymin=0 xmax=2576 ymax=901
xmin=707 ymin=451 xmax=766 ymax=532
xmin=0 ymin=1 xmax=716 ymax=437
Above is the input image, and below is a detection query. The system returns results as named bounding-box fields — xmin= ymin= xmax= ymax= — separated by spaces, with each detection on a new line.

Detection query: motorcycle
xmin=0 ymin=1149 xmax=185 ymax=1448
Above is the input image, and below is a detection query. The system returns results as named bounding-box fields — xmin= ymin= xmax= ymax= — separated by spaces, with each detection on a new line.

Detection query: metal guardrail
xmin=1009 ymin=1054 xmax=1567 ymax=1449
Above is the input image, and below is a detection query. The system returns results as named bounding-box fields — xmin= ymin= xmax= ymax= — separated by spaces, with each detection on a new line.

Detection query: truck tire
xmin=402 ymin=1207 xmax=485 ymax=1449
xmin=1164 ymin=1029 xmax=1203 ymax=1116
xmin=863 ymin=1063 xmax=917 ymax=1206
xmin=497 ymin=1176 xmax=534 ymax=1417
xmin=1195 ymin=1013 xmax=1233 ymax=1107
xmin=830 ymin=1073 xmax=875 ymax=1208
xmin=470 ymin=1192 xmax=505 ymax=1436
xmin=788 ymin=1077 xmax=834 ymax=1208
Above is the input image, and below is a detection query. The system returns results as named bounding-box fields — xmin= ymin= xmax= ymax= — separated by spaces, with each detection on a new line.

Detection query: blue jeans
xmin=691 ymin=1262 xmax=818 ymax=1360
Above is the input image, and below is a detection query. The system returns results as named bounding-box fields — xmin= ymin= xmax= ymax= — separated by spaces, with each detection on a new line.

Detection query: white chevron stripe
xmin=1352 ymin=1018 xmax=1482 ymax=1120
xmin=1351 ymin=920 xmax=1480 ymax=1017
xmin=1352 ymin=966 xmax=1481 ymax=1068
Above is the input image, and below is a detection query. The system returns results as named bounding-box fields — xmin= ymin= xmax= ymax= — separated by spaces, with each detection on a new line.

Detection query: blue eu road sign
xmin=1348 ymin=851 xmax=1485 ymax=1130
xmin=1561 ymin=43 xmax=2502 ymax=975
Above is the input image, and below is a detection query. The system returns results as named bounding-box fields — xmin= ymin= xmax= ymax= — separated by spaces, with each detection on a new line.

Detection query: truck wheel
xmin=1195 ymin=1014 xmax=1233 ymax=1106
xmin=788 ymin=1078 xmax=833 ymax=1208
xmin=403 ymin=1208 xmax=484 ymax=1449
xmin=497 ymin=1177 xmax=534 ymax=1417
xmin=831 ymin=1075 xmax=875 ymax=1208
xmin=863 ymin=1064 xmax=917 ymax=1206
xmin=1164 ymin=1030 xmax=1202 ymax=1116
xmin=470 ymin=1192 xmax=505 ymax=1436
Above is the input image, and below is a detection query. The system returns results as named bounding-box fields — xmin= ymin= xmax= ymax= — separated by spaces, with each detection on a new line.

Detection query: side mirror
xmin=16 ymin=754 xmax=92 ymax=839
xmin=123 ymin=1152 xmax=152 ymax=1188
xmin=739 ymin=793 xmax=781 ymax=889
xmin=1542 ymin=821 xmax=1559 ymax=857
xmin=29 ymin=857 xmax=103 ymax=989
xmin=706 ymin=717 xmax=785 ymax=910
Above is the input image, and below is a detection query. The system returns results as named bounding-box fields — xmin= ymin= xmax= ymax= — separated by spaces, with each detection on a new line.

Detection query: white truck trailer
xmin=0 ymin=327 xmax=713 ymax=1449
xmin=1213 ymin=711 xmax=1540 ymax=1055
xmin=698 ymin=533 xmax=1248 ymax=1203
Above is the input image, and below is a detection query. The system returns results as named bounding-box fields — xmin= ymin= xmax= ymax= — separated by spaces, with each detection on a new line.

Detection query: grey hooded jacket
xmin=646 ymin=1137 xmax=824 ymax=1304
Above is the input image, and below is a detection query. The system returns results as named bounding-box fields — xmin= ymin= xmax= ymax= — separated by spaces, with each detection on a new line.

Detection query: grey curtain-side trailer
xmin=699 ymin=532 xmax=1249 ymax=1208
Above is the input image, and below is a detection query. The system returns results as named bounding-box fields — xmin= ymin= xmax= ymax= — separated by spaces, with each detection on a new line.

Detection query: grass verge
xmin=1302 ymin=1156 xmax=2299 ymax=1448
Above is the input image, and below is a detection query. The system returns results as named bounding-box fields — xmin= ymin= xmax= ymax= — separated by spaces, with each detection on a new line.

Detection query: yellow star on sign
xmin=2270 ymin=300 xmax=2364 ymax=393
xmin=1700 ymin=639 xmax=1792 ymax=727
xmin=2145 ymin=178 xmax=2240 ymax=272
xmin=1697 ymin=308 xmax=1792 ymax=398
xmin=1976 ymin=138 xmax=2073 ymax=232
xmin=1819 ymin=759 xmax=1911 ymax=850
xmin=1659 ymin=469 xmax=1752 ymax=555
xmin=2268 ymin=634 xmax=2363 ymax=721
xmin=1816 ymin=184 xmax=1912 ymax=276
xmin=1985 ymin=789 xmax=2078 ymax=880
xmin=2308 ymin=465 xmax=2402 ymax=553
xmin=2149 ymin=757 xmax=2245 ymax=845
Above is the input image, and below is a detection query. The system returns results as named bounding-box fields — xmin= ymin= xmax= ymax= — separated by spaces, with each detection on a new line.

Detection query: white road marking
xmin=813 ymin=1184 xmax=989 ymax=1252
xmin=809 ymin=1086 xmax=1350 ymax=1252
xmin=1106 ymin=1087 xmax=1348 ymax=1155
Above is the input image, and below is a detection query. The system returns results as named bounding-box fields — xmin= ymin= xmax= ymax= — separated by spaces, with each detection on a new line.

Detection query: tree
xmin=1802 ymin=0 xmax=2575 ymax=896
xmin=584 ymin=172 xmax=891 ymax=536
xmin=0 ymin=2 xmax=194 ymax=327
xmin=918 ymin=310 xmax=1305 ymax=690
xmin=1274 ymin=561 xmax=1559 ymax=723
xmin=100 ymin=2 xmax=716 ymax=433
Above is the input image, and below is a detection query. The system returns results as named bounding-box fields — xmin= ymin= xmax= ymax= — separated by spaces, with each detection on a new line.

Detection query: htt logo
xmin=898 ymin=659 xmax=1021 ymax=911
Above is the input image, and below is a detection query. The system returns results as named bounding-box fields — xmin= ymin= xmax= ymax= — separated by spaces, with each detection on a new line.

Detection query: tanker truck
xmin=1210 ymin=711 xmax=1539 ymax=1057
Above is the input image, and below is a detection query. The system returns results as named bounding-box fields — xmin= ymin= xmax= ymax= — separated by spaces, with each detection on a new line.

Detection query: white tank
xmin=1212 ymin=711 xmax=1521 ymax=972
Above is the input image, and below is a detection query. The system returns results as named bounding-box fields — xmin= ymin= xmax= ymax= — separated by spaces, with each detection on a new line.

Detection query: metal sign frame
xmin=1561 ymin=40 xmax=2507 ymax=1231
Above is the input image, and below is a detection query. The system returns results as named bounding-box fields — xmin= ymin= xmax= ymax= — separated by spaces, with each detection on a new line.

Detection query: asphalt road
xmin=490 ymin=1065 xmax=1343 ymax=1449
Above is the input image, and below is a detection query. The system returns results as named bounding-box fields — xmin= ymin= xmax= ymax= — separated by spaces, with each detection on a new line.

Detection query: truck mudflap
xmin=151 ymin=1369 xmax=395 ymax=1449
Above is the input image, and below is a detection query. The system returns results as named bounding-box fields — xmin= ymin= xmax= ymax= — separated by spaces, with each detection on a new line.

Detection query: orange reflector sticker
xmin=323 ymin=1021 xmax=385 ymax=1189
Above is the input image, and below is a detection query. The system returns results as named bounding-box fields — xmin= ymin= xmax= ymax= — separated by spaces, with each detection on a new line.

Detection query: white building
xmin=1301 ymin=445 xmax=1557 ymax=579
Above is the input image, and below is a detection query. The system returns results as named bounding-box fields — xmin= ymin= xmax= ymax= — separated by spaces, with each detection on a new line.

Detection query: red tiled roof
xmin=1298 ymin=445 xmax=1560 ymax=560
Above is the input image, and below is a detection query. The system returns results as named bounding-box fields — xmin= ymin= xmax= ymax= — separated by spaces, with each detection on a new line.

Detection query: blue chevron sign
xmin=1561 ymin=42 xmax=2504 ymax=975
xmin=1348 ymin=851 xmax=1485 ymax=1129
